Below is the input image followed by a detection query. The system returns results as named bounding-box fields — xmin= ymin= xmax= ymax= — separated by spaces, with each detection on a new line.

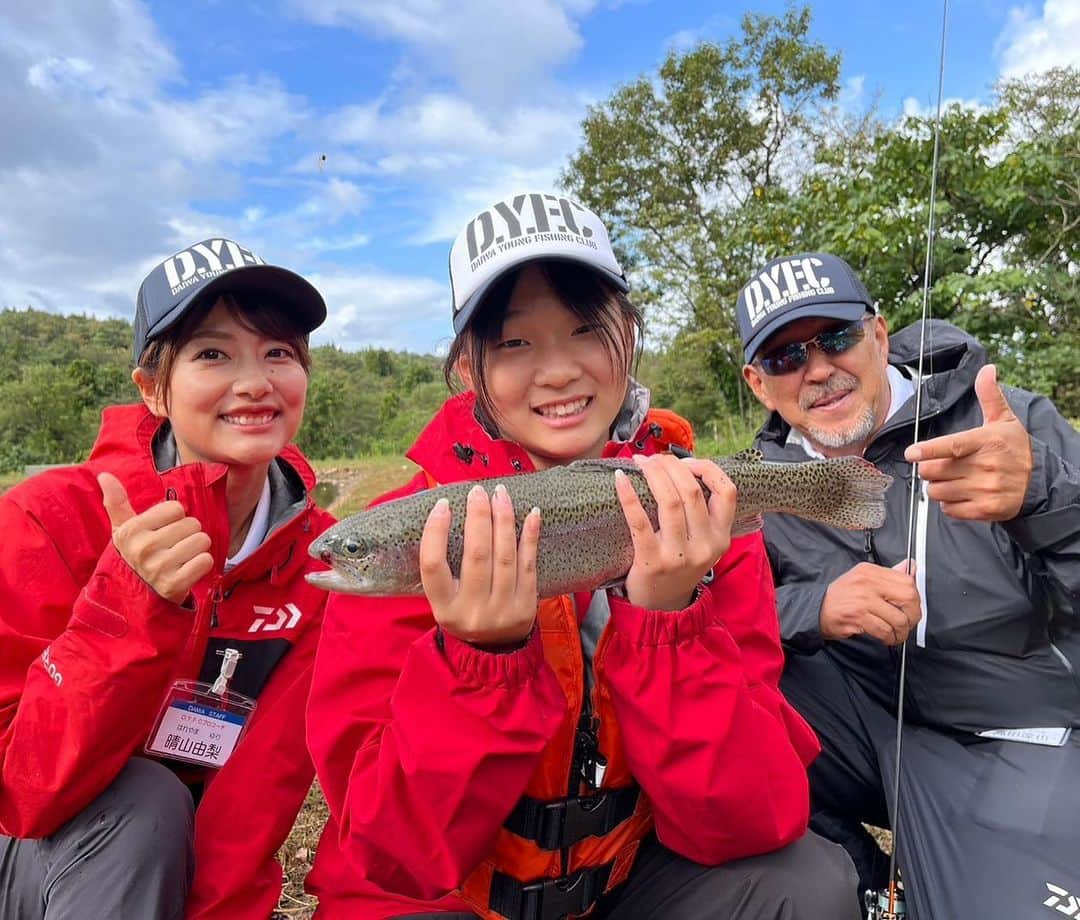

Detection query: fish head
xmin=306 ymin=514 xmax=422 ymax=595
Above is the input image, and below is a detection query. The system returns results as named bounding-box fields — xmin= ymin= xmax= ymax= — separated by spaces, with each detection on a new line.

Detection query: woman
xmin=307 ymin=194 xmax=860 ymax=919
xmin=0 ymin=239 xmax=341 ymax=919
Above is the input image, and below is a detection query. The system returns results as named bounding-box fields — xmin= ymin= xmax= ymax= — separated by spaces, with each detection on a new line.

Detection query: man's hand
xmin=820 ymin=561 xmax=922 ymax=645
xmin=99 ymin=472 xmax=214 ymax=605
xmin=904 ymin=364 xmax=1033 ymax=521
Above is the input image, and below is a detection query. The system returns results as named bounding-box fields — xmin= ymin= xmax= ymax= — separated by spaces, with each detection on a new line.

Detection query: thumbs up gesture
xmin=98 ymin=473 xmax=215 ymax=604
xmin=903 ymin=364 xmax=1033 ymax=521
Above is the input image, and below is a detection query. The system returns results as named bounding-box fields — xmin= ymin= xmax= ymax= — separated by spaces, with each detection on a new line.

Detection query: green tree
xmin=562 ymin=6 xmax=841 ymax=420
xmin=564 ymin=10 xmax=1078 ymax=422
xmin=798 ymin=68 xmax=1079 ymax=413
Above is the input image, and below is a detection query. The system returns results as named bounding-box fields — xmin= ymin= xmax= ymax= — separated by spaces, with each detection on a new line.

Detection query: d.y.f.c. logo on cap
xmin=160 ymin=239 xmax=265 ymax=297
xmin=742 ymin=256 xmax=837 ymax=328
xmin=461 ymin=193 xmax=601 ymax=276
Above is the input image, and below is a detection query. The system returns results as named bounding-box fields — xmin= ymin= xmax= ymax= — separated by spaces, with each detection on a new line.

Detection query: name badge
xmin=146 ymin=649 xmax=256 ymax=768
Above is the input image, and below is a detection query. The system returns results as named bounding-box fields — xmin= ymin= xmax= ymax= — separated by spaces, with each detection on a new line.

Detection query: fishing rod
xmin=864 ymin=1 xmax=949 ymax=918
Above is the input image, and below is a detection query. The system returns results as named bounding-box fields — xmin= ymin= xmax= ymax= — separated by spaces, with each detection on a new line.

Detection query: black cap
xmin=736 ymin=252 xmax=875 ymax=363
xmin=133 ymin=238 xmax=326 ymax=361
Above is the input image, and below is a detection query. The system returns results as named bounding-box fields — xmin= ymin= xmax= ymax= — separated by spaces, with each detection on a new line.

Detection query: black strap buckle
xmin=504 ymin=786 xmax=639 ymax=850
xmin=490 ymin=862 xmax=613 ymax=920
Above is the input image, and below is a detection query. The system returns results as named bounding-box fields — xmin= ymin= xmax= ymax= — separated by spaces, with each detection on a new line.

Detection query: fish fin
xmin=730 ymin=447 xmax=764 ymax=464
xmin=731 ymin=511 xmax=764 ymax=537
xmin=567 ymin=458 xmax=639 ymax=475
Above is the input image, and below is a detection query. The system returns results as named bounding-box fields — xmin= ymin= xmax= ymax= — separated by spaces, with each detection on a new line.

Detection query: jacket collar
xmin=407 ymin=387 xmax=657 ymax=485
xmin=86 ymin=403 xmax=317 ymax=581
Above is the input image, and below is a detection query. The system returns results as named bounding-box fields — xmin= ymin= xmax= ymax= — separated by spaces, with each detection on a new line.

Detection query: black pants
xmin=399 ymin=828 xmax=860 ymax=919
xmin=0 ymin=758 xmax=195 ymax=920
xmin=781 ymin=648 xmax=1080 ymax=920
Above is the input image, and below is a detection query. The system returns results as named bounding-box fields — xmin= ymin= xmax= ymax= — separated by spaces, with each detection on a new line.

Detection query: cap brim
xmin=743 ymin=302 xmax=870 ymax=363
xmin=146 ymin=264 xmax=327 ymax=345
xmin=452 ymin=254 xmax=629 ymax=335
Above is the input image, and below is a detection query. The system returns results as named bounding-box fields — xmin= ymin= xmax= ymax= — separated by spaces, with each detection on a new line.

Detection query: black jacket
xmin=755 ymin=320 xmax=1080 ymax=733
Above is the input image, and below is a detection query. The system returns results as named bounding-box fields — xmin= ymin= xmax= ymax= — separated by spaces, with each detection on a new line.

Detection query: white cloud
xmin=900 ymin=95 xmax=988 ymax=119
xmin=0 ymin=1 xmax=323 ymax=323
xmin=997 ymin=0 xmax=1080 ymax=78
xmin=324 ymin=93 xmax=585 ymax=166
xmin=288 ymin=0 xmax=595 ymax=104
xmin=151 ymin=77 xmax=308 ymax=166
xmin=661 ymin=12 xmax=737 ymax=55
xmin=310 ymin=269 xmax=448 ymax=351
xmin=841 ymin=74 xmax=866 ymax=107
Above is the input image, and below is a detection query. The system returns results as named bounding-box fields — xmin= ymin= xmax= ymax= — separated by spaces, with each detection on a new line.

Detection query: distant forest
xmin=0 ymin=307 xmax=461 ymax=471
xmin=0 ymin=306 xmax=723 ymax=471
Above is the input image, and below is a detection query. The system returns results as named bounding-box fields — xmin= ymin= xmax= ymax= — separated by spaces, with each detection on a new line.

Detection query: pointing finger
xmin=516 ymin=507 xmax=541 ymax=599
xmin=904 ymin=429 xmax=978 ymax=465
xmin=614 ymin=468 xmax=657 ymax=555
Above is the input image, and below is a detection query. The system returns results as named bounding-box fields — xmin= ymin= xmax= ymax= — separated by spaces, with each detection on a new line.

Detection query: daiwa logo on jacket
xmin=248 ymin=603 xmax=303 ymax=633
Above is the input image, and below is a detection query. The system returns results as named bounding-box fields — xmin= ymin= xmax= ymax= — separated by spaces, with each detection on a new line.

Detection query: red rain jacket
xmin=306 ymin=393 xmax=819 ymax=918
xmin=0 ymin=404 xmax=349 ymax=919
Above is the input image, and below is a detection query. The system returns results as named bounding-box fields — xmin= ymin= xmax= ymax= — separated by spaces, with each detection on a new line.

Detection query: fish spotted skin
xmin=307 ymin=450 xmax=892 ymax=598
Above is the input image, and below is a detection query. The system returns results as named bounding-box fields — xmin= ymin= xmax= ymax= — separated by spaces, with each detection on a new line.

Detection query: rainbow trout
xmin=307 ymin=450 xmax=891 ymax=598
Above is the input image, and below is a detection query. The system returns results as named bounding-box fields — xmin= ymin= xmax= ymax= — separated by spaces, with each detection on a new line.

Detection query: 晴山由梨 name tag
xmin=145 ymin=649 xmax=256 ymax=768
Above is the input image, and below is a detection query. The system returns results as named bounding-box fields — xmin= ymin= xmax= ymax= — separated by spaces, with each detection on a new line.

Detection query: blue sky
xmin=2 ymin=0 xmax=1074 ymax=354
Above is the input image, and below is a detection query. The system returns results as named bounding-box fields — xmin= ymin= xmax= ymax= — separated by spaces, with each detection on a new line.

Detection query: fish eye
xmin=343 ymin=539 xmax=364 ymax=556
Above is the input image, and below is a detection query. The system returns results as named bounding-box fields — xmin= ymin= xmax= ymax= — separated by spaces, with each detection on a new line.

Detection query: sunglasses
xmin=755 ymin=317 xmax=873 ymax=376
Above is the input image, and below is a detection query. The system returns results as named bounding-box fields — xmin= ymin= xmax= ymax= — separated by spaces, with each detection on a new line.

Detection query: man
xmin=738 ymin=251 xmax=1080 ymax=919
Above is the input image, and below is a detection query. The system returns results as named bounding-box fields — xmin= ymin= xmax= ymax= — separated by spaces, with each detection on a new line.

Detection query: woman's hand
xmin=420 ymin=483 xmax=542 ymax=649
xmin=99 ymin=472 xmax=214 ymax=605
xmin=615 ymin=455 xmax=736 ymax=611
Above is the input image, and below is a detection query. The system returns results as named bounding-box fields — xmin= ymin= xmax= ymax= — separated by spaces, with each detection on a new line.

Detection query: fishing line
xmin=876 ymin=1 xmax=949 ymax=916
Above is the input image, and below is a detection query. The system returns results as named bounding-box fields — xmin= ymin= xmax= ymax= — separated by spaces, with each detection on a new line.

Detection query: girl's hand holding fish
xmin=420 ymin=482 xmax=543 ymax=648
xmin=615 ymin=454 xmax=738 ymax=611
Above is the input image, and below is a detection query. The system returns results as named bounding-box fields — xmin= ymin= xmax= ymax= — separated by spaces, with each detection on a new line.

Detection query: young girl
xmin=307 ymin=194 xmax=859 ymax=919
xmin=0 ymin=239 xmax=348 ymax=919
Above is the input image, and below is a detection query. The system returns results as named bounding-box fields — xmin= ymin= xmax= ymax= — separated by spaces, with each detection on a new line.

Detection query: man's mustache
xmin=800 ymin=374 xmax=858 ymax=411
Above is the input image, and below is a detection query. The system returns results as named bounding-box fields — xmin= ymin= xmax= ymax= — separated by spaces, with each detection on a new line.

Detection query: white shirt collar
xmin=225 ymin=476 xmax=272 ymax=571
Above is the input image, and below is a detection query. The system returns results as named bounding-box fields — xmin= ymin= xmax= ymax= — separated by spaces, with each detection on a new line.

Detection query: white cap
xmin=448 ymin=191 xmax=628 ymax=333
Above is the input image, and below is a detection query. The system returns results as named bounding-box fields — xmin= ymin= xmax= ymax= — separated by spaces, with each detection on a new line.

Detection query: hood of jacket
xmin=406 ymin=382 xmax=658 ymax=485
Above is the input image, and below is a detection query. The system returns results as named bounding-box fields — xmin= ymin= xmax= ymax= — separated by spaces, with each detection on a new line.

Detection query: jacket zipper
xmin=209 ymin=579 xmax=224 ymax=629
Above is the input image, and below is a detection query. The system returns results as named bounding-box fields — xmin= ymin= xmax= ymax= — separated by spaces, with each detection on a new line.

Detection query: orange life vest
xmin=424 ymin=408 xmax=695 ymax=920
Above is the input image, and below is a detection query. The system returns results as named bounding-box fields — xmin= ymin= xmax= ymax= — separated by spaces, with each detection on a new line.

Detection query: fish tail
xmin=731 ymin=511 xmax=764 ymax=537
xmin=810 ymin=457 xmax=892 ymax=530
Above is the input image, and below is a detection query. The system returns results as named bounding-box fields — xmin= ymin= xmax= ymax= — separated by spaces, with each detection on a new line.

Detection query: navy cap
xmin=133 ymin=238 xmax=326 ymax=361
xmin=737 ymin=252 xmax=875 ymax=363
